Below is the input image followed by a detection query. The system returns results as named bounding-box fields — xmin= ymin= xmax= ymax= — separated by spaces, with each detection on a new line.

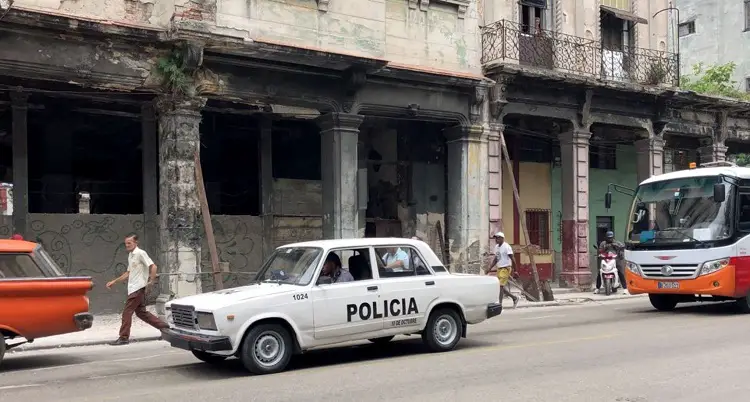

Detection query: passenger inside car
xmin=382 ymin=247 xmax=410 ymax=272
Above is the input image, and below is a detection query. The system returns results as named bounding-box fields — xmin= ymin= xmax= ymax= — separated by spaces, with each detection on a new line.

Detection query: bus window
xmin=739 ymin=194 xmax=750 ymax=232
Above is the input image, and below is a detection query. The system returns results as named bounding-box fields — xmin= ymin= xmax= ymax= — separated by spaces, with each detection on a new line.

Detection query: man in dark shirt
xmin=595 ymin=231 xmax=627 ymax=294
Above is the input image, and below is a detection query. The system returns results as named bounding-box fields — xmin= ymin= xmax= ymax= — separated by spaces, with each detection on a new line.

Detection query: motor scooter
xmin=597 ymin=250 xmax=621 ymax=296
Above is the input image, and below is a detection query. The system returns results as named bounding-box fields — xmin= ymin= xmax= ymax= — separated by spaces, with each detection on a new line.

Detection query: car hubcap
xmin=253 ymin=331 xmax=285 ymax=368
xmin=434 ymin=315 xmax=457 ymax=346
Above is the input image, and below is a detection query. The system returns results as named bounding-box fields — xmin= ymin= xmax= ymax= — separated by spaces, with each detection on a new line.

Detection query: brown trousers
xmin=119 ymin=287 xmax=167 ymax=340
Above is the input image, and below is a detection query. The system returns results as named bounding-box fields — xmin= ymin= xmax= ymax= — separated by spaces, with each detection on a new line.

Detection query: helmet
xmin=605 ymin=231 xmax=614 ymax=239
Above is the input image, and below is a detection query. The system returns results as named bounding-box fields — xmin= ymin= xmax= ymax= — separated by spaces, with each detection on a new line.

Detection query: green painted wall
xmin=551 ymin=145 xmax=638 ymax=277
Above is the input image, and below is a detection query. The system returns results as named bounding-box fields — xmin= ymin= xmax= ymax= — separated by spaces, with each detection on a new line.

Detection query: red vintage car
xmin=0 ymin=239 xmax=94 ymax=367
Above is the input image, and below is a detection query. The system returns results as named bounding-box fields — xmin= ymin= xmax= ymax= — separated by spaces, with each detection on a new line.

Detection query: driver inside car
xmin=319 ymin=253 xmax=353 ymax=284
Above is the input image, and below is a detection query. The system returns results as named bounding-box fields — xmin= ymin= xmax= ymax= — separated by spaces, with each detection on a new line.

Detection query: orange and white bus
xmin=607 ymin=161 xmax=750 ymax=312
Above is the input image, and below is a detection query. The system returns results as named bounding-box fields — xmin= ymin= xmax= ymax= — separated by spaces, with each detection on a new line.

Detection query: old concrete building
xmin=676 ymin=0 xmax=750 ymax=92
xmin=480 ymin=0 xmax=750 ymax=289
xmin=1 ymin=0 xmax=749 ymax=314
xmin=0 ymin=0 xmax=495 ymax=313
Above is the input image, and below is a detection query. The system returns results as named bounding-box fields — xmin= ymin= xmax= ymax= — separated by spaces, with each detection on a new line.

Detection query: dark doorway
xmin=595 ymin=216 xmax=614 ymax=245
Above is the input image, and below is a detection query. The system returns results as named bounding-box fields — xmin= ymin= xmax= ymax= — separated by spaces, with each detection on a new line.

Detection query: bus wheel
xmin=649 ymin=294 xmax=678 ymax=311
xmin=734 ymin=294 xmax=750 ymax=314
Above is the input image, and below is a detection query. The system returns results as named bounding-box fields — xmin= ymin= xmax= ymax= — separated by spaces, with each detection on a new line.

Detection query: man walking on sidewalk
xmin=106 ymin=234 xmax=167 ymax=345
xmin=486 ymin=232 xmax=520 ymax=308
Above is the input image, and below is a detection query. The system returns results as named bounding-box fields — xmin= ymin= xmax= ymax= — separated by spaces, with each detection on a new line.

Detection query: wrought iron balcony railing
xmin=481 ymin=20 xmax=679 ymax=87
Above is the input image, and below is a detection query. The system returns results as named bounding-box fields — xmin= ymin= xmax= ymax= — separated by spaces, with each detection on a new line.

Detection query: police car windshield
xmin=254 ymin=247 xmax=323 ymax=286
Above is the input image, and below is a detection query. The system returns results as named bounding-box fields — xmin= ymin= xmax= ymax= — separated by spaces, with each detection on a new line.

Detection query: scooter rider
xmin=595 ymin=230 xmax=627 ymax=294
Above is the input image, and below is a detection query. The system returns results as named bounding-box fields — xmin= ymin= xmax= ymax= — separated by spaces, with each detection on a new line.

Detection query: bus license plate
xmin=658 ymin=282 xmax=679 ymax=289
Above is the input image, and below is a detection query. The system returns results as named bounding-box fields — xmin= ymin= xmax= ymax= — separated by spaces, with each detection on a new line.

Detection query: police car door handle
xmin=367 ymin=285 xmax=378 ymax=291
xmin=425 ymin=281 xmax=435 ymax=286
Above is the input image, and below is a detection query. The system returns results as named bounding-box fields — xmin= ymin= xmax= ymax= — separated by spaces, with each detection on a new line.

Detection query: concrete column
xmin=154 ymin=96 xmax=206 ymax=312
xmin=487 ymin=123 xmax=503 ymax=239
xmin=141 ymin=104 xmax=159 ymax=258
xmin=259 ymin=117 xmax=274 ymax=258
xmin=10 ymin=91 xmax=29 ymax=237
xmin=698 ymin=142 xmax=728 ymax=164
xmin=445 ymin=124 xmax=488 ymax=274
xmin=559 ymin=129 xmax=591 ymax=289
xmin=635 ymin=136 xmax=665 ymax=184
xmin=316 ymin=112 xmax=364 ymax=239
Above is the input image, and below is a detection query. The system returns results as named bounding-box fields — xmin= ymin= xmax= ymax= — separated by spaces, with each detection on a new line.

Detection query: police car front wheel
xmin=422 ymin=308 xmax=462 ymax=352
xmin=239 ymin=323 xmax=294 ymax=375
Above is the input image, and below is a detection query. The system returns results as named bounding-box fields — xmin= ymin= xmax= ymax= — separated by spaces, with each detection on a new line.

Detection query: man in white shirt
xmin=106 ymin=234 xmax=167 ymax=345
xmin=486 ymin=232 xmax=519 ymax=308
xmin=383 ymin=247 xmax=410 ymax=272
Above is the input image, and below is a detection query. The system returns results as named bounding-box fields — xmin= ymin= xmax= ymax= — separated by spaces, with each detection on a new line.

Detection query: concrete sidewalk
xmin=9 ymin=306 xmax=164 ymax=352
xmin=10 ymin=290 xmax=645 ymax=352
xmin=502 ymin=288 xmax=646 ymax=309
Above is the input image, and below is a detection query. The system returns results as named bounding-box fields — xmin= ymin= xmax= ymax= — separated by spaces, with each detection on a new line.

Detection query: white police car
xmin=162 ymin=238 xmax=502 ymax=375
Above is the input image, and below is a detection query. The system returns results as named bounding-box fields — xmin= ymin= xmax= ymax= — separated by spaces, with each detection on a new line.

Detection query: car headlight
xmin=699 ymin=258 xmax=730 ymax=276
xmin=196 ymin=312 xmax=217 ymax=331
xmin=625 ymin=260 xmax=641 ymax=276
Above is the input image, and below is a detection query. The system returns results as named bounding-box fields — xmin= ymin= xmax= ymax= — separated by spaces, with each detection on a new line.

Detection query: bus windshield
xmin=626 ymin=176 xmax=734 ymax=245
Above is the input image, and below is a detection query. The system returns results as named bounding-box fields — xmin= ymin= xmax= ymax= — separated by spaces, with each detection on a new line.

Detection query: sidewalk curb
xmin=512 ymin=293 xmax=647 ymax=309
xmin=9 ymin=336 xmax=163 ymax=353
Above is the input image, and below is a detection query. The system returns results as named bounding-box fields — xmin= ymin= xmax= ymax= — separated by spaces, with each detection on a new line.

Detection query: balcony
xmin=481 ymin=20 xmax=679 ymax=88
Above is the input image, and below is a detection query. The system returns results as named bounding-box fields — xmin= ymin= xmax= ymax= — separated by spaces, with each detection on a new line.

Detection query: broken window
xmin=271 ymin=119 xmax=321 ymax=181
xmin=200 ymin=112 xmax=261 ymax=215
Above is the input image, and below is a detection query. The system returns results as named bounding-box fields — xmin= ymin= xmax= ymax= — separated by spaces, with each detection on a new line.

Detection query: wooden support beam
xmin=194 ymin=151 xmax=224 ymax=291
xmin=499 ymin=131 xmax=543 ymax=302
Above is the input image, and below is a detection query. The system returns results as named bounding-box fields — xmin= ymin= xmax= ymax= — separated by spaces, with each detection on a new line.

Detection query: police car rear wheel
xmin=368 ymin=336 xmax=395 ymax=345
xmin=422 ymin=308 xmax=461 ymax=352
xmin=240 ymin=324 xmax=293 ymax=375
xmin=192 ymin=350 xmax=227 ymax=364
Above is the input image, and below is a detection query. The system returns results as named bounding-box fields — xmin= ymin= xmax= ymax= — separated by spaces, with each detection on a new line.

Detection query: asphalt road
xmin=3 ymin=298 xmax=750 ymax=402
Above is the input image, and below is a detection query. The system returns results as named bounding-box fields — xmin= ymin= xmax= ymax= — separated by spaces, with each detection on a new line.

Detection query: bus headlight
xmin=625 ymin=261 xmax=641 ymax=276
xmin=699 ymin=258 xmax=730 ymax=276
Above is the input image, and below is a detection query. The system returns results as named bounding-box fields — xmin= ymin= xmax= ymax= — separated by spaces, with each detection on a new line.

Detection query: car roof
xmin=280 ymin=237 xmax=426 ymax=249
xmin=0 ymin=239 xmax=37 ymax=253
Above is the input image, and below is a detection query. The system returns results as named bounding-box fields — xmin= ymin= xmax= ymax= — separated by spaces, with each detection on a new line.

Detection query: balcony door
xmin=518 ymin=0 xmax=553 ymax=69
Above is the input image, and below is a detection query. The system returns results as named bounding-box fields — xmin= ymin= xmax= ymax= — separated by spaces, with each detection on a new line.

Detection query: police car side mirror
xmin=713 ymin=183 xmax=725 ymax=203
xmin=317 ymin=276 xmax=332 ymax=285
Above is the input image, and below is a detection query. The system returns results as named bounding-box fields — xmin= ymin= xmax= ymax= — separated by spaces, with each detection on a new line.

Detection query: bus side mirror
xmin=713 ymin=183 xmax=725 ymax=203
xmin=605 ymin=191 xmax=612 ymax=209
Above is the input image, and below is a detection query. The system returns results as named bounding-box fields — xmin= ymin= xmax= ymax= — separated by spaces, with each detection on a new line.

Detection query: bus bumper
xmin=625 ymin=266 xmax=738 ymax=298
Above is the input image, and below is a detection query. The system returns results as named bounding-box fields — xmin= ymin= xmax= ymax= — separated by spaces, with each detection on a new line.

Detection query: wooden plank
xmin=194 ymin=151 xmax=224 ymax=290
xmin=500 ymin=132 xmax=543 ymax=302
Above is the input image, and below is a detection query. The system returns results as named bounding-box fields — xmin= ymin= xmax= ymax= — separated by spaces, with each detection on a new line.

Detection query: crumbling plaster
xmin=12 ymin=0 xmax=481 ymax=75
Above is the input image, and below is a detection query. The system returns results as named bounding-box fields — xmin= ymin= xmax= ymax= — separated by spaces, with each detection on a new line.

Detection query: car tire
xmin=422 ymin=308 xmax=462 ymax=353
xmin=192 ymin=350 xmax=228 ymax=364
xmin=734 ymin=293 xmax=750 ymax=314
xmin=649 ymin=294 xmax=678 ymax=311
xmin=368 ymin=336 xmax=395 ymax=345
xmin=239 ymin=323 xmax=294 ymax=375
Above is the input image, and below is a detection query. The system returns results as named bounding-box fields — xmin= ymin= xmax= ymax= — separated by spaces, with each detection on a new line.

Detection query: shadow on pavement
xmin=1 ymin=353 xmax=89 ymax=372
xmin=173 ymin=337 xmax=494 ymax=378
xmin=630 ymin=301 xmax=742 ymax=316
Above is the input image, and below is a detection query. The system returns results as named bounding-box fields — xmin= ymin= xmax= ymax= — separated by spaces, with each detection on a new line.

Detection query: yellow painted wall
xmin=501 ymin=162 xmax=553 ymax=265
